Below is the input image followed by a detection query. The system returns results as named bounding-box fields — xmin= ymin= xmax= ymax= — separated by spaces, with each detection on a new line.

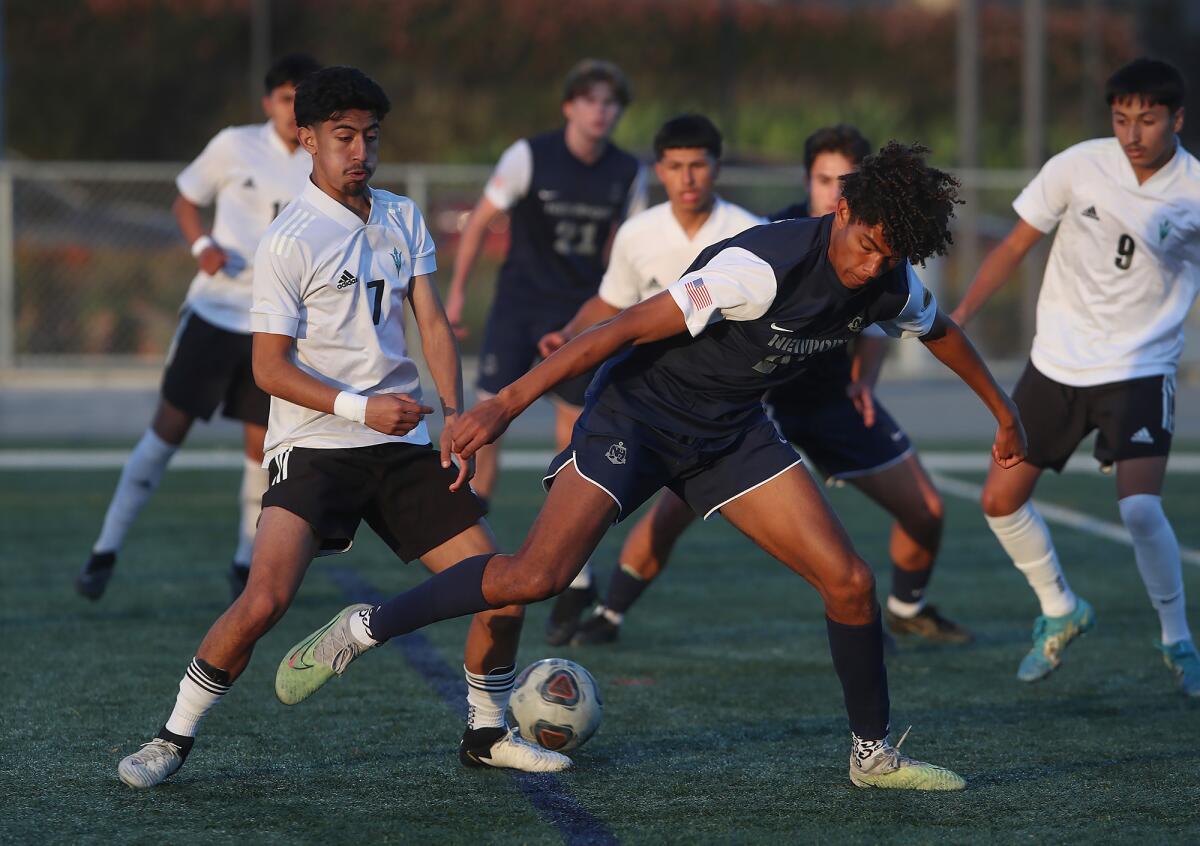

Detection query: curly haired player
xmin=283 ymin=142 xmax=1026 ymax=791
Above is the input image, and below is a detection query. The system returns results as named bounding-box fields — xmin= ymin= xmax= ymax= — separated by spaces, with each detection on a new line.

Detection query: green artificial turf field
xmin=2 ymin=460 xmax=1198 ymax=844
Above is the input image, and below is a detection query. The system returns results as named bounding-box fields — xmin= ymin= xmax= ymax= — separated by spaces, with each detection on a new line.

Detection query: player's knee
xmin=980 ymin=483 xmax=1021 ymax=519
xmin=905 ymin=493 xmax=944 ymax=545
xmin=506 ymin=560 xmax=565 ymax=604
xmin=239 ymin=587 xmax=289 ymax=631
xmin=824 ymin=559 xmax=876 ymax=617
xmin=1118 ymin=494 xmax=1166 ymax=538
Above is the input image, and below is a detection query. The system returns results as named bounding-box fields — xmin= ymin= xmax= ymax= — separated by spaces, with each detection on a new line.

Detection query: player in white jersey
xmin=76 ymin=54 xmax=321 ymax=602
xmin=953 ymin=59 xmax=1200 ymax=697
xmin=116 ymin=67 xmax=569 ymax=790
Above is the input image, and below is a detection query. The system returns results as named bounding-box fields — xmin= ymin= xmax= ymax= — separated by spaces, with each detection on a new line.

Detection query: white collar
xmin=302 ymin=178 xmax=374 ymax=230
xmin=261 ymin=121 xmax=303 ymax=158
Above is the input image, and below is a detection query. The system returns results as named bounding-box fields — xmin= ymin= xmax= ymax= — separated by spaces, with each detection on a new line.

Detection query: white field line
xmin=3 ymin=448 xmax=1200 ymax=473
xmin=2 ymin=446 xmax=1197 ymax=568
xmin=930 ymin=472 xmax=1200 ymax=570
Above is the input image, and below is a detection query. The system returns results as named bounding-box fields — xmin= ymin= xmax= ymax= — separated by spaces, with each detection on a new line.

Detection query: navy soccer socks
xmin=826 ymin=611 xmax=890 ymax=740
xmin=367 ymin=553 xmax=498 ymax=640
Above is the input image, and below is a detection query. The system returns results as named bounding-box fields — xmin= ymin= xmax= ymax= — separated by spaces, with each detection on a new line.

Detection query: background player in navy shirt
xmin=282 ymin=142 xmax=1026 ymax=791
xmin=444 ymin=59 xmax=645 ymax=635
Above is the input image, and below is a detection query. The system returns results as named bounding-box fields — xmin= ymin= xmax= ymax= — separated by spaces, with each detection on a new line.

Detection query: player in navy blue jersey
xmin=445 ymin=59 xmax=646 ymax=641
xmin=282 ymin=142 xmax=1026 ymax=791
xmin=565 ymin=124 xmax=971 ymax=648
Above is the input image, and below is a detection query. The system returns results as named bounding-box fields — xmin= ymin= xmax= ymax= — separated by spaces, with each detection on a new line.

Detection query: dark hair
xmin=294 ymin=66 xmax=391 ymax=128
xmin=804 ymin=124 xmax=872 ymax=173
xmin=839 ymin=141 xmax=961 ymax=266
xmin=264 ymin=53 xmax=321 ymax=94
xmin=653 ymin=114 xmax=722 ymax=160
xmin=1105 ymin=57 xmax=1186 ymax=113
xmin=562 ymin=59 xmax=631 ymax=107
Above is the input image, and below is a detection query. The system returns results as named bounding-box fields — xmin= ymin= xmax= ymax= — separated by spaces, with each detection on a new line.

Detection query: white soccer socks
xmin=568 ymin=559 xmax=595 ymax=591
xmin=93 ymin=429 xmax=178 ymax=554
xmin=1119 ymin=494 xmax=1191 ymax=645
xmin=164 ymin=658 xmax=232 ymax=738
xmin=985 ymin=502 xmax=1078 ymax=617
xmin=465 ymin=664 xmax=517 ymax=730
xmin=234 ymin=456 xmax=269 ymax=567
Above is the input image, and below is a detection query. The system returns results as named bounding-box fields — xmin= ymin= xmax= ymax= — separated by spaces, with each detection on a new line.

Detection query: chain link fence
xmin=3 ymin=160 xmax=1191 ymax=377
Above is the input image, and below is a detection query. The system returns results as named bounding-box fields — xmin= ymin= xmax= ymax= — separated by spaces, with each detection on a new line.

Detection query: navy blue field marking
xmin=327 ymin=567 xmax=618 ymax=846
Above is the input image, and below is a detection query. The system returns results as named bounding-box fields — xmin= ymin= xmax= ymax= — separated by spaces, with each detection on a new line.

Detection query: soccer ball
xmin=509 ymin=658 xmax=602 ymax=752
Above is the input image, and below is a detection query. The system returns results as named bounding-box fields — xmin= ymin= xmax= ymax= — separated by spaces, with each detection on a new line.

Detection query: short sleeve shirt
xmin=597 ymin=198 xmax=765 ymax=309
xmin=590 ymin=215 xmax=937 ymax=439
xmin=1013 ymin=137 xmax=1200 ymax=386
xmin=176 ymin=122 xmax=312 ymax=333
xmin=251 ymin=181 xmax=437 ymax=462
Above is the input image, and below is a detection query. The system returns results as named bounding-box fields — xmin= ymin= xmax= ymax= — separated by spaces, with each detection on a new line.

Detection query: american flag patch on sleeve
xmin=684 ymin=278 xmax=712 ymax=309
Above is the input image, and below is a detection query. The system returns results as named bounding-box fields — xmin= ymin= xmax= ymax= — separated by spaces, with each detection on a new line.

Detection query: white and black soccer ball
xmin=509 ymin=658 xmax=602 ymax=752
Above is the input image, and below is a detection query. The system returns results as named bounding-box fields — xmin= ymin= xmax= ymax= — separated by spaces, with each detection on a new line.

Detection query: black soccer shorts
xmin=261 ymin=442 xmax=486 ymax=561
xmin=161 ymin=310 xmax=270 ymax=426
xmin=1012 ymin=362 xmax=1175 ymax=472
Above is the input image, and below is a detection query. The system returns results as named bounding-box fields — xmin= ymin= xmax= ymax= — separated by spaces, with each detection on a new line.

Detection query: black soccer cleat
xmin=75 ymin=551 xmax=117 ymax=600
xmin=544 ymin=584 xmax=597 ymax=646
xmin=228 ymin=562 xmax=250 ymax=601
xmin=571 ymin=611 xmax=620 ymax=646
xmin=885 ymin=604 xmax=974 ymax=644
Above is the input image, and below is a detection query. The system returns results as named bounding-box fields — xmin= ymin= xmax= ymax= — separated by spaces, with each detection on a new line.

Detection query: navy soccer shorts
xmin=765 ymin=388 xmax=912 ymax=482
xmin=477 ymin=299 xmax=595 ymax=407
xmin=543 ymin=402 xmax=803 ymax=523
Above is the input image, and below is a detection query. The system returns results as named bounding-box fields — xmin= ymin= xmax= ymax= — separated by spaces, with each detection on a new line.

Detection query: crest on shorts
xmin=390 ymin=247 xmax=404 ymax=276
xmin=605 ymin=441 xmax=627 ymax=466
xmin=847 ymin=315 xmax=865 ymax=333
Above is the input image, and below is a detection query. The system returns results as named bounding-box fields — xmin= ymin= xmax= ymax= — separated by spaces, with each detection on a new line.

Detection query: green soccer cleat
xmin=1017 ymin=598 xmax=1095 ymax=683
xmin=275 ymin=603 xmax=376 ymax=705
xmin=848 ymin=730 xmax=966 ymax=791
xmin=1158 ymin=639 xmax=1200 ymax=698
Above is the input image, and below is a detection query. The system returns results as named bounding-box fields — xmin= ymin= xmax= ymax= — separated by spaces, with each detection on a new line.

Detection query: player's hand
xmin=445 ymin=288 xmax=469 ymax=339
xmin=197 ymin=245 xmax=228 ymax=276
xmin=439 ymin=414 xmax=476 ymax=492
xmin=846 ymin=381 xmax=876 ymax=428
xmin=449 ymin=396 xmax=514 ymax=459
xmin=538 ymin=330 xmax=569 ymax=359
xmin=991 ymin=418 xmax=1028 ymax=469
xmin=364 ymin=394 xmax=434 ymax=436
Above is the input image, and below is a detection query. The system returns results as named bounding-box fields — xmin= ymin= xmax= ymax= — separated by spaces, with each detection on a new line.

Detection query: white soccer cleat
xmin=117 ymin=738 xmax=186 ymax=789
xmin=848 ymin=729 xmax=966 ymax=791
xmin=460 ymin=726 xmax=573 ymax=773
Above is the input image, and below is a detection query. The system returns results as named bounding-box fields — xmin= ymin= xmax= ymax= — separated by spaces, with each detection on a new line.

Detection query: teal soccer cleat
xmin=1158 ymin=639 xmax=1200 ymax=698
xmin=1017 ymin=598 xmax=1095 ymax=682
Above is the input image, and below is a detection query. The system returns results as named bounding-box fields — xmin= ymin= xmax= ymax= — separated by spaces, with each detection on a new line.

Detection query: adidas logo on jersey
xmin=336 ymin=270 xmax=359 ymax=289
xmin=243 ymin=177 xmax=256 ymax=189
xmin=1130 ymin=427 xmax=1155 ymax=445
xmin=1081 ymin=206 xmax=1100 ymax=220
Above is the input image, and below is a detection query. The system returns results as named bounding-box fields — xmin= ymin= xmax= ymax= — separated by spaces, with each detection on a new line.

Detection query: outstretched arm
xmin=538 ymin=294 xmax=622 ymax=358
xmin=451 ymin=292 xmax=688 ymax=457
xmin=919 ymin=310 xmax=1026 ymax=467
xmin=951 ymin=219 xmax=1043 ymax=325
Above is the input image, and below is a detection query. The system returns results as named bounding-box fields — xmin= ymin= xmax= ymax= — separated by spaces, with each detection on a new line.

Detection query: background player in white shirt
xmin=76 ymin=54 xmax=321 ymax=601
xmin=117 ymin=67 xmax=569 ymax=790
xmin=954 ymin=58 xmax=1200 ymax=697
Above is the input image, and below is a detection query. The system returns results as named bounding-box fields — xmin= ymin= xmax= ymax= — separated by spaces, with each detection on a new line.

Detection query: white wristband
xmin=190 ymin=235 xmax=216 ymax=257
xmin=333 ymin=391 xmax=368 ymax=424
